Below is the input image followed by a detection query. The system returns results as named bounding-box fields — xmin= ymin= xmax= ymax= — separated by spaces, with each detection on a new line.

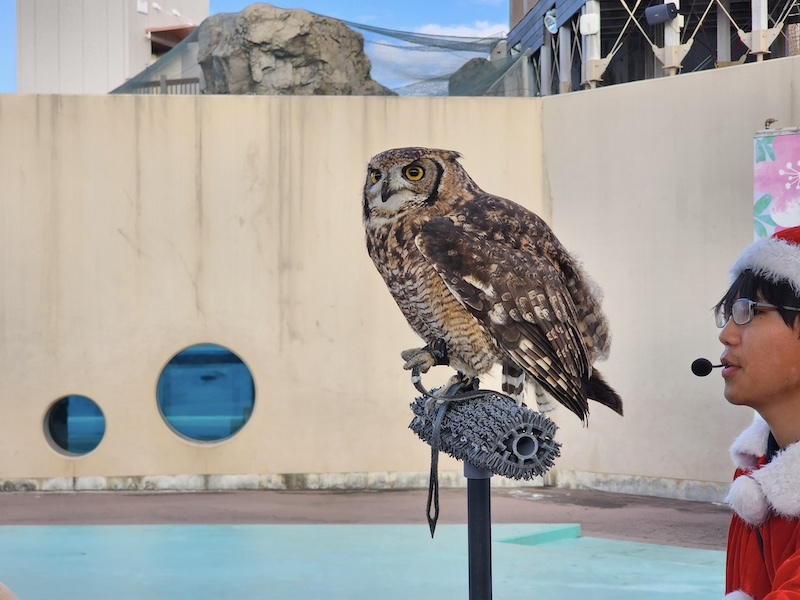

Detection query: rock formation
xmin=449 ymin=57 xmax=500 ymax=96
xmin=197 ymin=3 xmax=395 ymax=96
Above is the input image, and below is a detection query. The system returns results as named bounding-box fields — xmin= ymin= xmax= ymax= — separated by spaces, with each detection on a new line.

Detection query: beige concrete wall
xmin=542 ymin=56 xmax=800 ymax=498
xmin=0 ymin=94 xmax=544 ymax=488
xmin=3 ymin=56 xmax=800 ymax=499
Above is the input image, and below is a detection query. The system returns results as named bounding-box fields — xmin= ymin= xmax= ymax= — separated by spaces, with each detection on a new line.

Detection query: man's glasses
xmin=715 ymin=298 xmax=800 ymax=328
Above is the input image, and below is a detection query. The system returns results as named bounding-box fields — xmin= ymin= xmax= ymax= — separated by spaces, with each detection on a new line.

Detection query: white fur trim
xmin=724 ymin=591 xmax=754 ymax=600
xmin=752 ymin=442 xmax=800 ymax=519
xmin=731 ymin=236 xmax=800 ymax=293
xmin=730 ymin=413 xmax=769 ymax=470
xmin=727 ymin=414 xmax=800 ymax=524
xmin=726 ymin=474 xmax=770 ymax=526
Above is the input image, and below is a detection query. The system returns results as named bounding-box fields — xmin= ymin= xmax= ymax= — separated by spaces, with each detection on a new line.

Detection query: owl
xmin=362 ymin=147 xmax=622 ymax=422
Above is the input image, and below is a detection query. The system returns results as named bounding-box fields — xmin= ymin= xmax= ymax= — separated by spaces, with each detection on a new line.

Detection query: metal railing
xmin=126 ymin=75 xmax=201 ymax=95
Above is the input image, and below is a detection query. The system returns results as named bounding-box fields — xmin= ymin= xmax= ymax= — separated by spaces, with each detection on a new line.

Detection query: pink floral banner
xmin=754 ymin=129 xmax=800 ymax=239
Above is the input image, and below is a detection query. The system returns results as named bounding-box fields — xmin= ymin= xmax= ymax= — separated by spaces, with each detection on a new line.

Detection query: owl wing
xmin=415 ymin=215 xmax=590 ymax=419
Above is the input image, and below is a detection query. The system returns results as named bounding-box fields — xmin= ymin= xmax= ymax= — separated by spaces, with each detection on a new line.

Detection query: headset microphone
xmin=691 ymin=358 xmax=723 ymax=377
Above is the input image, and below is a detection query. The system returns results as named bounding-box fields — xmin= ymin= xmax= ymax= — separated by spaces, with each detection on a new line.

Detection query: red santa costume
xmin=725 ymin=414 xmax=800 ymax=599
xmin=724 ymin=228 xmax=800 ymax=599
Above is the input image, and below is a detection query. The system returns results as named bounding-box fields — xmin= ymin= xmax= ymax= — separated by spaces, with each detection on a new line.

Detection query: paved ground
xmin=0 ymin=486 xmax=731 ymax=550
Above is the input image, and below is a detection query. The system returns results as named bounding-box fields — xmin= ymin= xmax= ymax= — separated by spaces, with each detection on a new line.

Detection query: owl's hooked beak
xmin=380 ymin=179 xmax=391 ymax=203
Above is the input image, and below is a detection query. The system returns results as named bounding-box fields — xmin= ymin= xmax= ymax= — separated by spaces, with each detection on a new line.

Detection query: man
xmin=716 ymin=226 xmax=800 ymax=599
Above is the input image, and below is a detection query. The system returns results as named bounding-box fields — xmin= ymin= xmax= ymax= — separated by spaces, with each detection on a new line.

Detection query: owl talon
xmin=419 ymin=372 xmax=479 ymax=414
xmin=401 ymin=338 xmax=449 ymax=374
xmin=402 ymin=348 xmax=437 ymax=374
xmin=442 ymin=373 xmax=477 ymax=395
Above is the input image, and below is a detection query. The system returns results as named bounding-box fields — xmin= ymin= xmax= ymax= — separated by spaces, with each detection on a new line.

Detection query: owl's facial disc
xmin=364 ymin=160 xmax=436 ymax=225
xmin=379 ymin=164 xmax=425 ymax=204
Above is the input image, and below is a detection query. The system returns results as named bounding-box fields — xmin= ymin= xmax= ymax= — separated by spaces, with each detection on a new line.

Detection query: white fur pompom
xmin=726 ymin=475 xmax=769 ymax=526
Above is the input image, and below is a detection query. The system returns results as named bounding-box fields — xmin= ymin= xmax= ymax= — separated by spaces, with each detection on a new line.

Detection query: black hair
xmin=715 ymin=269 xmax=800 ymax=329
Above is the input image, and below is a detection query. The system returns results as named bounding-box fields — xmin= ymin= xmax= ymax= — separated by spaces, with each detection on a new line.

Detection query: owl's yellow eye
xmin=403 ymin=165 xmax=425 ymax=181
xmin=370 ymin=170 xmax=382 ymax=185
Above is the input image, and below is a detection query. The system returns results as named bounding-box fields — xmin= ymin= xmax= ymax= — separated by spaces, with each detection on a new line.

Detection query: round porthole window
xmin=157 ymin=344 xmax=255 ymax=442
xmin=44 ymin=395 xmax=106 ymax=455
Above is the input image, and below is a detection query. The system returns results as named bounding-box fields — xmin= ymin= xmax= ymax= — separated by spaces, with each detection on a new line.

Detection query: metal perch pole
xmin=465 ymin=462 xmax=493 ymax=599
xmin=408 ymin=368 xmax=560 ymax=599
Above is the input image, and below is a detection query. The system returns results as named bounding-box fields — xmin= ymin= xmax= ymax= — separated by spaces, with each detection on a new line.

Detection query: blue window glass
xmin=45 ymin=395 xmax=106 ymax=455
xmin=157 ymin=344 xmax=255 ymax=442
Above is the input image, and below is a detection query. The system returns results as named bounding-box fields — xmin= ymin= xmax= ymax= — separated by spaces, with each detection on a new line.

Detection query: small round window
xmin=157 ymin=344 xmax=255 ymax=442
xmin=44 ymin=395 xmax=106 ymax=455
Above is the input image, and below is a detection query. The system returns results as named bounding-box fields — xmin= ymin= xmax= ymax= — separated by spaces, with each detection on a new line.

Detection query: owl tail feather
xmin=586 ymin=369 xmax=623 ymax=416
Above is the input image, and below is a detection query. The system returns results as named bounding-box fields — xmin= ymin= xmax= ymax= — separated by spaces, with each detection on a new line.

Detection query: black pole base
xmin=465 ymin=463 xmax=492 ymax=600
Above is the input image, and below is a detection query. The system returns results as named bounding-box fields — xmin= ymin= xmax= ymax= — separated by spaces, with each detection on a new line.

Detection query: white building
xmin=16 ymin=0 xmax=208 ymax=94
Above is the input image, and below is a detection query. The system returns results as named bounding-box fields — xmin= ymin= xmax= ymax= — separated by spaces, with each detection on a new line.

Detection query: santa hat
xmin=730 ymin=226 xmax=800 ymax=294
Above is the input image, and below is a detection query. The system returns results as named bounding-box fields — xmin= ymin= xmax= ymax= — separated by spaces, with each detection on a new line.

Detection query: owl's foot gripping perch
xmin=403 ymin=339 xmax=481 ymax=406
xmin=403 ymin=338 xmax=451 ymax=398
xmin=402 ymin=338 xmax=449 ymax=374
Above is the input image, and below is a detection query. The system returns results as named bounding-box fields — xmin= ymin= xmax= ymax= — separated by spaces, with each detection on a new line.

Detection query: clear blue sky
xmin=0 ymin=0 xmax=508 ymax=94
